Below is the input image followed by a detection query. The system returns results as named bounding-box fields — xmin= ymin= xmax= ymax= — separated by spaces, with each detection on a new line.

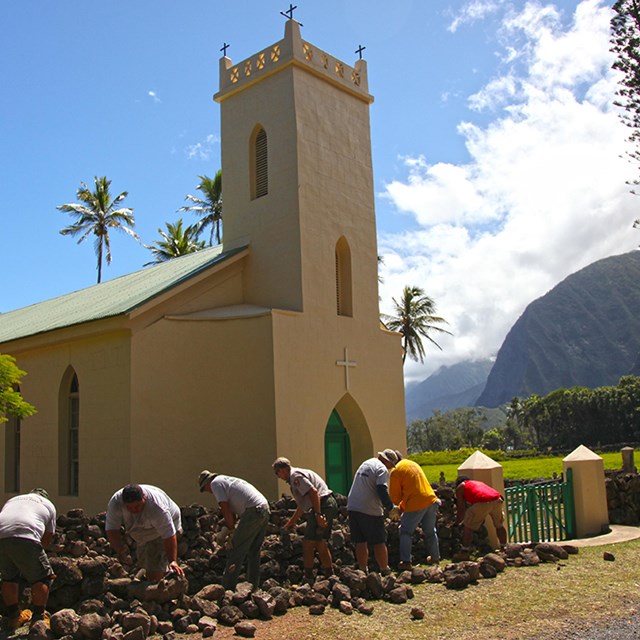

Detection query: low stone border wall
xmin=3 ymin=489 xmax=581 ymax=639
xmin=605 ymin=470 xmax=640 ymax=525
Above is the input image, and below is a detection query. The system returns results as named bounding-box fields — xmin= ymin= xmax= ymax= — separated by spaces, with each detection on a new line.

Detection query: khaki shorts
xmin=0 ymin=537 xmax=53 ymax=584
xmin=136 ymin=537 xmax=168 ymax=575
xmin=464 ymin=500 xmax=505 ymax=531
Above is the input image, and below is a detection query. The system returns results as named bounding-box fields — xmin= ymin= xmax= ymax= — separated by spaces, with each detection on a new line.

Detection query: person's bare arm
xmin=219 ymin=501 xmax=236 ymax=530
xmin=162 ymin=534 xmax=184 ymax=576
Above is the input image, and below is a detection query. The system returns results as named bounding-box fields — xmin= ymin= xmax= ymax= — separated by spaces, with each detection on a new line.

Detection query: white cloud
xmin=448 ymin=0 xmax=503 ymax=33
xmin=380 ymin=0 xmax=639 ymax=385
xmin=185 ymin=133 xmax=220 ymax=161
xmin=148 ymin=90 xmax=161 ymax=103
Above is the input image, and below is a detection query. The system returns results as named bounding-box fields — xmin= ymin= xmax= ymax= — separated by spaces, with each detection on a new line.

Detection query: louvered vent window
xmin=255 ymin=128 xmax=268 ymax=198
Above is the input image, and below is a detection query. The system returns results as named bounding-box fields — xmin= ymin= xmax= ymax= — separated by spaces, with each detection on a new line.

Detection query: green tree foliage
xmin=407 ymin=408 xmax=488 ymax=453
xmin=383 ymin=286 xmax=452 ymax=364
xmin=0 ymin=354 xmax=36 ymax=423
xmin=611 ymin=0 xmax=640 ymax=227
xmin=480 ymin=428 xmax=506 ymax=451
xmin=179 ymin=171 xmax=223 ymax=246
xmin=511 ymin=376 xmax=640 ymax=449
xmin=144 ymin=219 xmax=206 ymax=266
xmin=57 ymin=176 xmax=139 ymax=283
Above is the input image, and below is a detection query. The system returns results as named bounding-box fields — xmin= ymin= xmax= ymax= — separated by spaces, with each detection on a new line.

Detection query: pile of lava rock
xmin=6 ymin=486 xmax=579 ymax=639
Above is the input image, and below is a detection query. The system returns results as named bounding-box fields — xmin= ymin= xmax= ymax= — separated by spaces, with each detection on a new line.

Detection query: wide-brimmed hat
xmin=377 ymin=449 xmax=400 ymax=467
xmin=198 ymin=470 xmax=217 ymax=492
xmin=30 ymin=488 xmax=50 ymax=500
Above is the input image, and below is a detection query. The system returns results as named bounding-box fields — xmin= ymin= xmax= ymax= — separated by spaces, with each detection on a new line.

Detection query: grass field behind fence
xmin=419 ymin=450 xmax=624 ymax=483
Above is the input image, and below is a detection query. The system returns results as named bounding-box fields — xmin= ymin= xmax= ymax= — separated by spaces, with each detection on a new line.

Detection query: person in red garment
xmin=454 ymin=476 xmax=507 ymax=552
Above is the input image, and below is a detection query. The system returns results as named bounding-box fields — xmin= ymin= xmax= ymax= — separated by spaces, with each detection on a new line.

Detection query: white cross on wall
xmin=336 ymin=347 xmax=357 ymax=390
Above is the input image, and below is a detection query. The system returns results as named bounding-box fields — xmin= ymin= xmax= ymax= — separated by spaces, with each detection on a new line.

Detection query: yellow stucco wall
xmin=129 ymin=313 xmax=278 ymax=505
xmin=1 ymin=328 xmax=132 ymax=514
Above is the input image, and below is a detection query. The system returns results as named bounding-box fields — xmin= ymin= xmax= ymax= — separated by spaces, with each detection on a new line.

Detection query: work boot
xmin=29 ymin=612 xmax=50 ymax=630
xmin=4 ymin=609 xmax=32 ymax=633
xmin=320 ymin=565 xmax=334 ymax=578
xmin=397 ymin=561 xmax=413 ymax=572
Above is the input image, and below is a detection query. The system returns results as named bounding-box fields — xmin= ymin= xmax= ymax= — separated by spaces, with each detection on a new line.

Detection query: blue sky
xmin=1 ymin=0 xmax=637 ymax=384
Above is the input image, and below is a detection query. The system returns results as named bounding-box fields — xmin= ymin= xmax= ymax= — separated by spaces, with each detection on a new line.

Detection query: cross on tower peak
xmin=280 ymin=4 xmax=303 ymax=26
xmin=355 ymin=44 xmax=366 ymax=60
xmin=220 ymin=42 xmax=230 ymax=57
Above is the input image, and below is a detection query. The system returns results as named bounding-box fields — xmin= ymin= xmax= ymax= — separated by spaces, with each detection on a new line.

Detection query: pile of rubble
xmin=10 ymin=487 xmax=579 ymax=639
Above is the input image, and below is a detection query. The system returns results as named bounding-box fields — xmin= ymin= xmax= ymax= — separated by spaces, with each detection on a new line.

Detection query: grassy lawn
xmin=419 ymin=450 xmax=624 ymax=483
xmin=209 ymin=538 xmax=640 ymax=640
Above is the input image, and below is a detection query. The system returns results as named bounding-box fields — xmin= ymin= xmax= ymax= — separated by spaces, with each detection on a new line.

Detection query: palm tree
xmin=144 ymin=219 xmax=206 ymax=266
xmin=383 ymin=286 xmax=452 ymax=364
xmin=57 ymin=176 xmax=139 ymax=283
xmin=178 ymin=171 xmax=222 ymax=246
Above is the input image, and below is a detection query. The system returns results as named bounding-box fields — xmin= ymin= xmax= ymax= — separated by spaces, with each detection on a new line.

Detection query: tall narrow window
xmin=4 ymin=386 xmax=21 ymax=493
xmin=68 ymin=374 xmax=80 ymax=496
xmin=335 ymin=237 xmax=353 ymax=317
xmin=59 ymin=368 xmax=79 ymax=496
xmin=252 ymin=126 xmax=268 ymax=199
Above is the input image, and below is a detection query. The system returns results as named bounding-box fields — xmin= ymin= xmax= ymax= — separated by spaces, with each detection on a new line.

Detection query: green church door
xmin=324 ymin=410 xmax=352 ymax=495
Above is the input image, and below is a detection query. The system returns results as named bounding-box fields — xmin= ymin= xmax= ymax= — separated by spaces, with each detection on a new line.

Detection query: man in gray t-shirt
xmin=198 ymin=471 xmax=269 ymax=590
xmin=0 ymin=488 xmax=56 ymax=631
xmin=105 ymin=484 xmax=184 ymax=581
xmin=272 ymin=457 xmax=338 ymax=580
xmin=347 ymin=449 xmax=401 ymax=574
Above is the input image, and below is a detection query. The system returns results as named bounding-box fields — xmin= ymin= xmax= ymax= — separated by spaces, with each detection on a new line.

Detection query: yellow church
xmin=0 ymin=19 xmax=406 ymax=514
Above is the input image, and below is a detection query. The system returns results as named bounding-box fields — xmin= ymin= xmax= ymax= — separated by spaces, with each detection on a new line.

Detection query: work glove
xmin=215 ymin=526 xmax=231 ymax=546
xmin=388 ymin=507 xmax=401 ymax=522
xmin=117 ymin=548 xmax=133 ymax=566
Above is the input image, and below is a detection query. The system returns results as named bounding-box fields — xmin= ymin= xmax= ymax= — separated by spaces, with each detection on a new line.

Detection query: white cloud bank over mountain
xmin=379 ymin=0 xmax=639 ymax=384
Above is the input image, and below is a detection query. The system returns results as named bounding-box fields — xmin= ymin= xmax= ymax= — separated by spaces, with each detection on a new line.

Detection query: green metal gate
xmin=504 ymin=468 xmax=577 ymax=543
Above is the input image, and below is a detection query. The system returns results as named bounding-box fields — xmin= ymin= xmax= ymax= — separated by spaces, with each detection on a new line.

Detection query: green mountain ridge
xmin=476 ymin=250 xmax=640 ymax=407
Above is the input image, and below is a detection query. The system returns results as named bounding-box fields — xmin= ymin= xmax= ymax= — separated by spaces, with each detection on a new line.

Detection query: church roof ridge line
xmin=0 ymin=245 xmax=249 ymax=345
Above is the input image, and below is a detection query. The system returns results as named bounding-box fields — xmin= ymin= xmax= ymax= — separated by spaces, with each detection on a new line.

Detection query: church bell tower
xmin=214 ymin=19 xmax=380 ymax=324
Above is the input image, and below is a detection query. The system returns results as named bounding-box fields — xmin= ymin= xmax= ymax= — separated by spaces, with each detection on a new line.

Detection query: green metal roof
xmin=0 ymin=245 xmax=247 ymax=344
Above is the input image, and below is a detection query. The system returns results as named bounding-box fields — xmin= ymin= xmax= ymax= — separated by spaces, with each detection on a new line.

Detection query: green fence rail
xmin=504 ymin=468 xmax=576 ymax=543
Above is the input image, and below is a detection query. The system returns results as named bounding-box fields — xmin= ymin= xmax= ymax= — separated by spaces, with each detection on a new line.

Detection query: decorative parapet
xmin=214 ymin=20 xmax=373 ymax=104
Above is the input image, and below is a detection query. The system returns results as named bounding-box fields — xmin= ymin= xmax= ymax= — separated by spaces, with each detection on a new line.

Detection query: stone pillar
xmin=563 ymin=445 xmax=609 ymax=538
xmin=457 ymin=450 xmax=506 ymax=547
xmin=621 ymin=447 xmax=635 ymax=473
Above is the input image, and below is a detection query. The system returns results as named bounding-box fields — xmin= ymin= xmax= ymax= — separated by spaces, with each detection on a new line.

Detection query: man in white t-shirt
xmin=0 ymin=488 xmax=56 ymax=631
xmin=272 ymin=457 xmax=338 ymax=580
xmin=105 ymin=484 xmax=184 ymax=581
xmin=347 ymin=449 xmax=400 ymax=574
xmin=198 ymin=471 xmax=270 ymax=591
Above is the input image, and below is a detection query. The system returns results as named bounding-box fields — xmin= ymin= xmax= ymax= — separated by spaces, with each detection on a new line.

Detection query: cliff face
xmin=476 ymin=251 xmax=640 ymax=407
xmin=405 ymin=359 xmax=493 ymax=421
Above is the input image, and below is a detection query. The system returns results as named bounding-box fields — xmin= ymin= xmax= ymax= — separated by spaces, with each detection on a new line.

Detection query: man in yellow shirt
xmin=389 ymin=453 xmax=440 ymax=571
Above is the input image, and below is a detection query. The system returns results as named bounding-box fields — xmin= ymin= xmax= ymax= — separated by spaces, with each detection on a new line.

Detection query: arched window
xmin=335 ymin=237 xmax=353 ymax=317
xmin=4 ymin=386 xmax=21 ymax=493
xmin=251 ymin=126 xmax=268 ymax=199
xmin=59 ymin=368 xmax=79 ymax=496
